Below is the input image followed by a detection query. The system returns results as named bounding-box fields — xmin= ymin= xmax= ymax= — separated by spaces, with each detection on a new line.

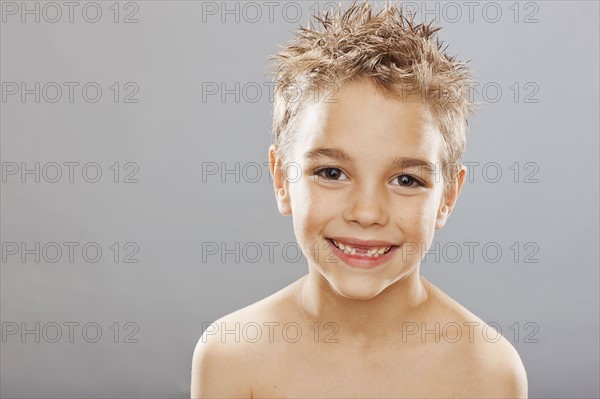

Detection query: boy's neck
xmin=298 ymin=268 xmax=429 ymax=348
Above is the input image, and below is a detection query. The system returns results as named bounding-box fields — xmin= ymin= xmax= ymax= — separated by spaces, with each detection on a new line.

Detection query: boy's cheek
xmin=400 ymin=206 xmax=439 ymax=240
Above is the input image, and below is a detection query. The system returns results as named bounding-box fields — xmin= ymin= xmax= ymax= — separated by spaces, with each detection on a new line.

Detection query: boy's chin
xmin=328 ymin=278 xmax=388 ymax=301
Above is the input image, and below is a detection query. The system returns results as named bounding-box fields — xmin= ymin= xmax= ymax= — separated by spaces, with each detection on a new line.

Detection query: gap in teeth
xmin=332 ymin=239 xmax=391 ymax=257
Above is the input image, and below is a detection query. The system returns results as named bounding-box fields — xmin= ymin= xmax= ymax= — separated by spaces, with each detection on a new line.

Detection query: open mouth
xmin=326 ymin=238 xmax=395 ymax=257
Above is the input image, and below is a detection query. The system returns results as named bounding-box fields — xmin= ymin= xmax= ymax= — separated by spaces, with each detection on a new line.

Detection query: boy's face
xmin=269 ymin=78 xmax=465 ymax=300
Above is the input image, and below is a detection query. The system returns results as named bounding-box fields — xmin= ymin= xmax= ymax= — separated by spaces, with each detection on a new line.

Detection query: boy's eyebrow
xmin=304 ymin=147 xmax=437 ymax=174
xmin=304 ymin=147 xmax=353 ymax=163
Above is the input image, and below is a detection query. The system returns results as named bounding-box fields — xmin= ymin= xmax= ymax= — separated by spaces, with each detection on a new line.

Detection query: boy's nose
xmin=345 ymin=186 xmax=389 ymax=227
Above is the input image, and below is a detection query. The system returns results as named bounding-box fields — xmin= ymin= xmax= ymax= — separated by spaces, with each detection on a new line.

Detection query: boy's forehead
xmin=301 ymin=79 xmax=437 ymax=134
xmin=293 ymin=81 xmax=444 ymax=165
xmin=312 ymin=78 xmax=427 ymax=112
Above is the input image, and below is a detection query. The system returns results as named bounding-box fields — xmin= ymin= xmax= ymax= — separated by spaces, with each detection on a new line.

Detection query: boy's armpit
xmin=190 ymin=327 xmax=253 ymax=399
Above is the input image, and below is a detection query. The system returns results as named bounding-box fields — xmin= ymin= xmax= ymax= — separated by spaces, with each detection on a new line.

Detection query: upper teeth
xmin=332 ymin=240 xmax=391 ymax=257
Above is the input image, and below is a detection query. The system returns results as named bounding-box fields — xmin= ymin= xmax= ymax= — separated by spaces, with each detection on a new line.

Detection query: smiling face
xmin=269 ymin=78 xmax=465 ymax=300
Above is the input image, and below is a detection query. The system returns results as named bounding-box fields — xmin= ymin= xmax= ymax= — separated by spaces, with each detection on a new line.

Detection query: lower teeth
xmin=331 ymin=240 xmax=390 ymax=257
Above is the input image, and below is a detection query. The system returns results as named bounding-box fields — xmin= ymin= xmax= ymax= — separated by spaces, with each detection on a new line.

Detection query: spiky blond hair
xmin=268 ymin=0 xmax=478 ymax=182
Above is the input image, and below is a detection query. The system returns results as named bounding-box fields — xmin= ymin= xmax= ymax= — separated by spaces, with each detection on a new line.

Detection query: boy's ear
xmin=435 ymin=164 xmax=467 ymax=230
xmin=268 ymin=144 xmax=292 ymax=216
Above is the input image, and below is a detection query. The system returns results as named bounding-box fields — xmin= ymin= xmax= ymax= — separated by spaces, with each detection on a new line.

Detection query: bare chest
xmin=251 ymin=341 xmax=467 ymax=398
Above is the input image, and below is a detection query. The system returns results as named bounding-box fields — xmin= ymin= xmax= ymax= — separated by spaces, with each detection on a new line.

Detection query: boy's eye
xmin=314 ymin=167 xmax=348 ymax=182
xmin=313 ymin=168 xmax=424 ymax=188
xmin=393 ymin=174 xmax=424 ymax=188
xmin=314 ymin=168 xmax=425 ymax=188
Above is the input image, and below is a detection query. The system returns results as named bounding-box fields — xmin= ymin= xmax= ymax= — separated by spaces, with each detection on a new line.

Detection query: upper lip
xmin=328 ymin=236 xmax=397 ymax=248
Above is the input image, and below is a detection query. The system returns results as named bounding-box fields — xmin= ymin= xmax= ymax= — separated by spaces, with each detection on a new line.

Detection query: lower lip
xmin=325 ymin=239 xmax=399 ymax=270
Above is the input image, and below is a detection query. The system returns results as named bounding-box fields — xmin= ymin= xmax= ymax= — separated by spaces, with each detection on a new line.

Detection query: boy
xmin=192 ymin=1 xmax=528 ymax=397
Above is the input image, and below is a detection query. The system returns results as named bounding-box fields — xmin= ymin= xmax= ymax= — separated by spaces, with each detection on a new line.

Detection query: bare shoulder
xmin=461 ymin=335 xmax=529 ymax=398
xmin=191 ymin=277 xmax=304 ymax=398
xmin=421 ymin=278 xmax=529 ymax=398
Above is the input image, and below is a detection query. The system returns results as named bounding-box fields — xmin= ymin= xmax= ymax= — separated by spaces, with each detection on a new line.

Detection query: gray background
xmin=1 ymin=0 xmax=598 ymax=397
